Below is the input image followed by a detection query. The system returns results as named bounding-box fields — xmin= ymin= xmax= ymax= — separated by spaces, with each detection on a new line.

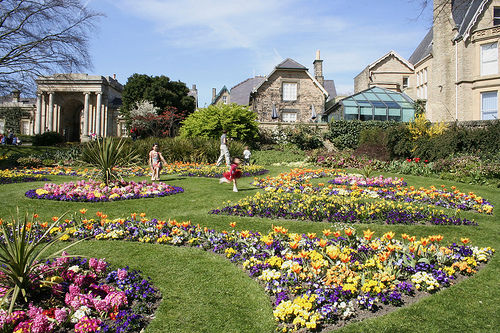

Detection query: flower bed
xmin=27 ymin=216 xmax=494 ymax=332
xmin=0 ymin=170 xmax=49 ymax=185
xmin=210 ymin=191 xmax=477 ymax=226
xmin=25 ymin=180 xmax=184 ymax=202
xmin=328 ymin=174 xmax=407 ymax=187
xmin=251 ymin=169 xmax=493 ymax=215
xmin=0 ymin=254 xmax=160 ymax=333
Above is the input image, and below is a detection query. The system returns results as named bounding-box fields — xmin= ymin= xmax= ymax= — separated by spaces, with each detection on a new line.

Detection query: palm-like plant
xmin=81 ymin=138 xmax=141 ymax=185
xmin=0 ymin=210 xmax=83 ymax=313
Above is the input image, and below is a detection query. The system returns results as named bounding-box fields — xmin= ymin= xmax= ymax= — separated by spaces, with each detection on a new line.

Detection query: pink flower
xmin=116 ymin=269 xmax=128 ymax=280
xmin=74 ymin=316 xmax=102 ymax=333
xmin=54 ymin=308 xmax=68 ymax=323
xmin=93 ymin=298 xmax=109 ymax=312
xmin=30 ymin=314 xmax=53 ymax=333
xmin=104 ymin=291 xmax=128 ymax=310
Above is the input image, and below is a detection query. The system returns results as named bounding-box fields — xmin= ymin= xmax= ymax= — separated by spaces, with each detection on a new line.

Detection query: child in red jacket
xmin=219 ymin=157 xmax=242 ymax=192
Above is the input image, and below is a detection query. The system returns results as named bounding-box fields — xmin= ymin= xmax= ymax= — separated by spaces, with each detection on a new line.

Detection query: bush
xmin=386 ymin=124 xmax=413 ymax=159
xmin=32 ymin=131 xmax=65 ymax=146
xmin=130 ymin=136 xmax=245 ymax=164
xmin=326 ymin=120 xmax=399 ymax=150
xmin=355 ymin=127 xmax=390 ymax=161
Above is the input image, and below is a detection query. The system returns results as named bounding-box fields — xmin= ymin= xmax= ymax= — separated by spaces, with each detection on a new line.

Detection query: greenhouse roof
xmin=324 ymin=86 xmax=415 ymax=122
xmin=340 ymin=86 xmax=414 ymax=109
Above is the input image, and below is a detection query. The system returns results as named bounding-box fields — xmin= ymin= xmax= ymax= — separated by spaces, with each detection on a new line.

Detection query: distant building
xmin=211 ymin=51 xmax=337 ymax=124
xmin=354 ymin=0 xmax=500 ymax=122
xmin=0 ymin=74 xmax=199 ymax=141
xmin=0 ymin=90 xmax=35 ymax=135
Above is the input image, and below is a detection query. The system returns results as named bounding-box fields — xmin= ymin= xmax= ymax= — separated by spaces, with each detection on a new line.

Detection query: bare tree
xmin=0 ymin=0 xmax=102 ymax=95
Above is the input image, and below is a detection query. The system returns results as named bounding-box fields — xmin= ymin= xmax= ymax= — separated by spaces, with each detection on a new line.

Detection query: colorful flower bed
xmin=23 ymin=215 xmax=494 ymax=332
xmin=10 ymin=163 xmax=268 ymax=179
xmin=328 ymin=174 xmax=407 ymax=187
xmin=0 ymin=170 xmax=49 ymax=185
xmin=25 ymin=180 xmax=184 ymax=202
xmin=0 ymin=254 xmax=160 ymax=332
xmin=210 ymin=191 xmax=477 ymax=226
xmin=250 ymin=169 xmax=493 ymax=215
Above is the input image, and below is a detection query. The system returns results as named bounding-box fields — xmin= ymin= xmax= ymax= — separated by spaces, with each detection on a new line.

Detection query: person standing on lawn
xmin=149 ymin=143 xmax=167 ymax=181
xmin=219 ymin=157 xmax=242 ymax=192
xmin=215 ymin=129 xmax=230 ymax=166
xmin=243 ymin=146 xmax=251 ymax=165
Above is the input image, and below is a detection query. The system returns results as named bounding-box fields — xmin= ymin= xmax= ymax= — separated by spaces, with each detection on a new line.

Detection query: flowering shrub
xmin=25 ymin=180 xmax=184 ymax=202
xmin=0 ymin=169 xmax=49 ymax=185
xmin=24 ymin=215 xmax=493 ymax=332
xmin=0 ymin=254 xmax=160 ymax=333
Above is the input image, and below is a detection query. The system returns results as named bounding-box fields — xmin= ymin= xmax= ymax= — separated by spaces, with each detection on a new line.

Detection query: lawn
xmin=0 ymin=165 xmax=498 ymax=332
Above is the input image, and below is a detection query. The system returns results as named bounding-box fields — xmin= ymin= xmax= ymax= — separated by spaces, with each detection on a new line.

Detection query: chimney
xmin=192 ymin=84 xmax=197 ymax=91
xmin=313 ymin=50 xmax=324 ymax=87
xmin=212 ymin=88 xmax=216 ymax=103
xmin=113 ymin=73 xmax=116 ymax=80
xmin=12 ymin=90 xmax=20 ymax=103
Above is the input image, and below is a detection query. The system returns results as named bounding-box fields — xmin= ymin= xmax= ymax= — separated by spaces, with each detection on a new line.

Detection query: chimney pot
xmin=212 ymin=88 xmax=217 ymax=102
xmin=316 ymin=50 xmax=320 ymax=60
xmin=113 ymin=73 xmax=116 ymax=80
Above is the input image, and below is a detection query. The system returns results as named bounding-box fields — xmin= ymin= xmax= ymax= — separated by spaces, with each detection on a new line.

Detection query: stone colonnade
xmin=35 ymin=91 xmax=110 ymax=139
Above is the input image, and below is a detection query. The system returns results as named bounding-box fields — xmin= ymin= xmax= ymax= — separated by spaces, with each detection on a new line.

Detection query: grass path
xmin=1 ymin=166 xmax=499 ymax=332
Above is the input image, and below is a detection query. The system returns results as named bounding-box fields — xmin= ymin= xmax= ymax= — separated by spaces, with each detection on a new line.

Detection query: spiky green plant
xmin=0 ymin=210 xmax=83 ymax=313
xmin=81 ymin=138 xmax=141 ymax=185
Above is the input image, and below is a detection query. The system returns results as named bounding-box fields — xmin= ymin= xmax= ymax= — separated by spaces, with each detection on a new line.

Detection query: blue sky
xmin=86 ymin=0 xmax=433 ymax=107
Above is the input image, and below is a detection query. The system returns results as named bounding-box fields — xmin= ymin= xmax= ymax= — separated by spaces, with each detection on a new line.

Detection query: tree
xmin=121 ymin=73 xmax=195 ymax=119
xmin=0 ymin=0 xmax=102 ymax=94
xmin=130 ymin=101 xmax=187 ymax=138
xmin=180 ymin=103 xmax=259 ymax=143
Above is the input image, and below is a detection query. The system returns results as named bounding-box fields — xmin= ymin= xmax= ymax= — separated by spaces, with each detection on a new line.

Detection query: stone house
xmin=211 ymin=86 xmax=230 ymax=105
xmin=213 ymin=51 xmax=336 ymax=125
xmin=355 ymin=0 xmax=500 ymax=122
xmin=354 ymin=51 xmax=415 ymax=94
xmin=0 ymin=90 xmax=35 ymax=135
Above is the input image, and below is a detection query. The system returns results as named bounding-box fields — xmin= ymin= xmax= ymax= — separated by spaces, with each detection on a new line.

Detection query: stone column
xmin=96 ymin=92 xmax=102 ymax=137
xmin=55 ymin=105 xmax=60 ymax=133
xmin=103 ymin=104 xmax=108 ymax=137
xmin=82 ymin=92 xmax=90 ymax=141
xmin=35 ymin=93 xmax=42 ymax=134
xmin=41 ymin=94 xmax=47 ymax=132
xmin=48 ymin=92 xmax=54 ymax=131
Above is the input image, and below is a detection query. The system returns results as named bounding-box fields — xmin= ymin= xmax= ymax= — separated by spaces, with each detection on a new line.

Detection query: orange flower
xmin=289 ymin=241 xmax=299 ymax=250
xmin=299 ymin=250 xmax=309 ymax=258
xmin=383 ymin=231 xmax=395 ymax=241
xmin=33 ymin=213 xmax=39 ymax=219
xmin=101 ymin=214 xmax=108 ymax=220
xmin=461 ymin=238 xmax=470 ymax=244
xmin=317 ymin=239 xmax=327 ymax=248
xmin=307 ymin=233 xmax=317 ymax=239
xmin=322 ymin=229 xmax=332 ymax=237
xmin=40 ymin=222 xmax=48 ymax=228
xmin=181 ymin=221 xmax=191 ymax=228
xmin=292 ymin=234 xmax=302 ymax=242
xmin=333 ymin=230 xmax=342 ymax=238
xmin=420 ymin=237 xmax=429 ymax=246
xmin=408 ymin=236 xmax=416 ymax=242
xmin=240 ymin=230 xmax=250 ymax=238
xmin=229 ymin=222 xmax=236 ymax=228
xmin=140 ymin=212 xmax=146 ymax=218
xmin=51 ymin=216 xmax=58 ymax=222
xmin=131 ymin=213 xmax=137 ymax=220
xmin=363 ymin=229 xmax=375 ymax=241
xmin=291 ymin=263 xmax=302 ymax=274
xmin=96 ymin=211 xmax=103 ymax=218
xmin=79 ymin=209 xmax=87 ymax=215
xmin=339 ymin=253 xmax=351 ymax=263
xmin=222 ymin=230 xmax=228 ymax=234
xmin=345 ymin=228 xmax=354 ymax=237
xmin=401 ymin=233 xmax=409 ymax=240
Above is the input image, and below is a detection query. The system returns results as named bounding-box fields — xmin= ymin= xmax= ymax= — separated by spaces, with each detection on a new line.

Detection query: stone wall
xmin=251 ymin=69 xmax=326 ymax=123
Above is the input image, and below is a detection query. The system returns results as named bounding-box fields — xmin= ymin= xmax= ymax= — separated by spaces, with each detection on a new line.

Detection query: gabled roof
xmin=276 ymin=58 xmax=308 ymax=70
xmin=454 ymin=0 xmax=490 ymax=41
xmin=324 ymin=80 xmax=337 ymax=102
xmin=229 ymin=76 xmax=266 ymax=106
xmin=211 ymin=85 xmax=229 ymax=105
xmin=369 ymin=50 xmax=414 ymax=71
xmin=253 ymin=58 xmax=329 ymax=97
xmin=409 ymin=28 xmax=433 ymax=65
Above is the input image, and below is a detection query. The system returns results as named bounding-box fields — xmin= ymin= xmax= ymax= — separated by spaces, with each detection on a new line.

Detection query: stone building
xmin=212 ymin=51 xmax=336 ymax=125
xmin=211 ymin=86 xmax=230 ymax=105
xmin=0 ymin=90 xmax=36 ymax=135
xmin=355 ymin=0 xmax=500 ymax=122
xmin=354 ymin=51 xmax=415 ymax=94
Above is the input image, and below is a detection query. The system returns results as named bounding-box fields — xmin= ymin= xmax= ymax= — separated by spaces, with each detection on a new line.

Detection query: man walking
xmin=216 ymin=129 xmax=230 ymax=166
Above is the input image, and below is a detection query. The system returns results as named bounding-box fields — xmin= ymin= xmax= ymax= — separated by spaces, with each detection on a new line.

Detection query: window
xmin=282 ymin=83 xmax=297 ymax=101
xmin=481 ymin=42 xmax=498 ymax=76
xmin=415 ymin=68 xmax=428 ymax=100
xmin=481 ymin=91 xmax=498 ymax=120
xmin=222 ymin=96 xmax=227 ymax=104
xmin=494 ymin=7 xmax=500 ymax=26
xmin=281 ymin=111 xmax=297 ymax=122
xmin=402 ymin=77 xmax=409 ymax=89
xmin=120 ymin=122 xmax=128 ymax=137
xmin=423 ymin=68 xmax=427 ymax=83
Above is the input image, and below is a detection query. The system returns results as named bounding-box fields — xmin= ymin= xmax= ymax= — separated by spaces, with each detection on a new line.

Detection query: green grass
xmin=0 ymin=166 xmax=499 ymax=332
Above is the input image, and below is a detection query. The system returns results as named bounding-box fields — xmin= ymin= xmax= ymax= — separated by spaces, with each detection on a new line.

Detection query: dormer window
xmin=494 ymin=7 xmax=500 ymax=26
xmin=222 ymin=96 xmax=227 ymax=104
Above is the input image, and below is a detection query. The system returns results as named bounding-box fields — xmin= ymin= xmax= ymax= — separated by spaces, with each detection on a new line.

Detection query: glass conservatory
xmin=323 ymin=87 xmax=415 ymax=122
